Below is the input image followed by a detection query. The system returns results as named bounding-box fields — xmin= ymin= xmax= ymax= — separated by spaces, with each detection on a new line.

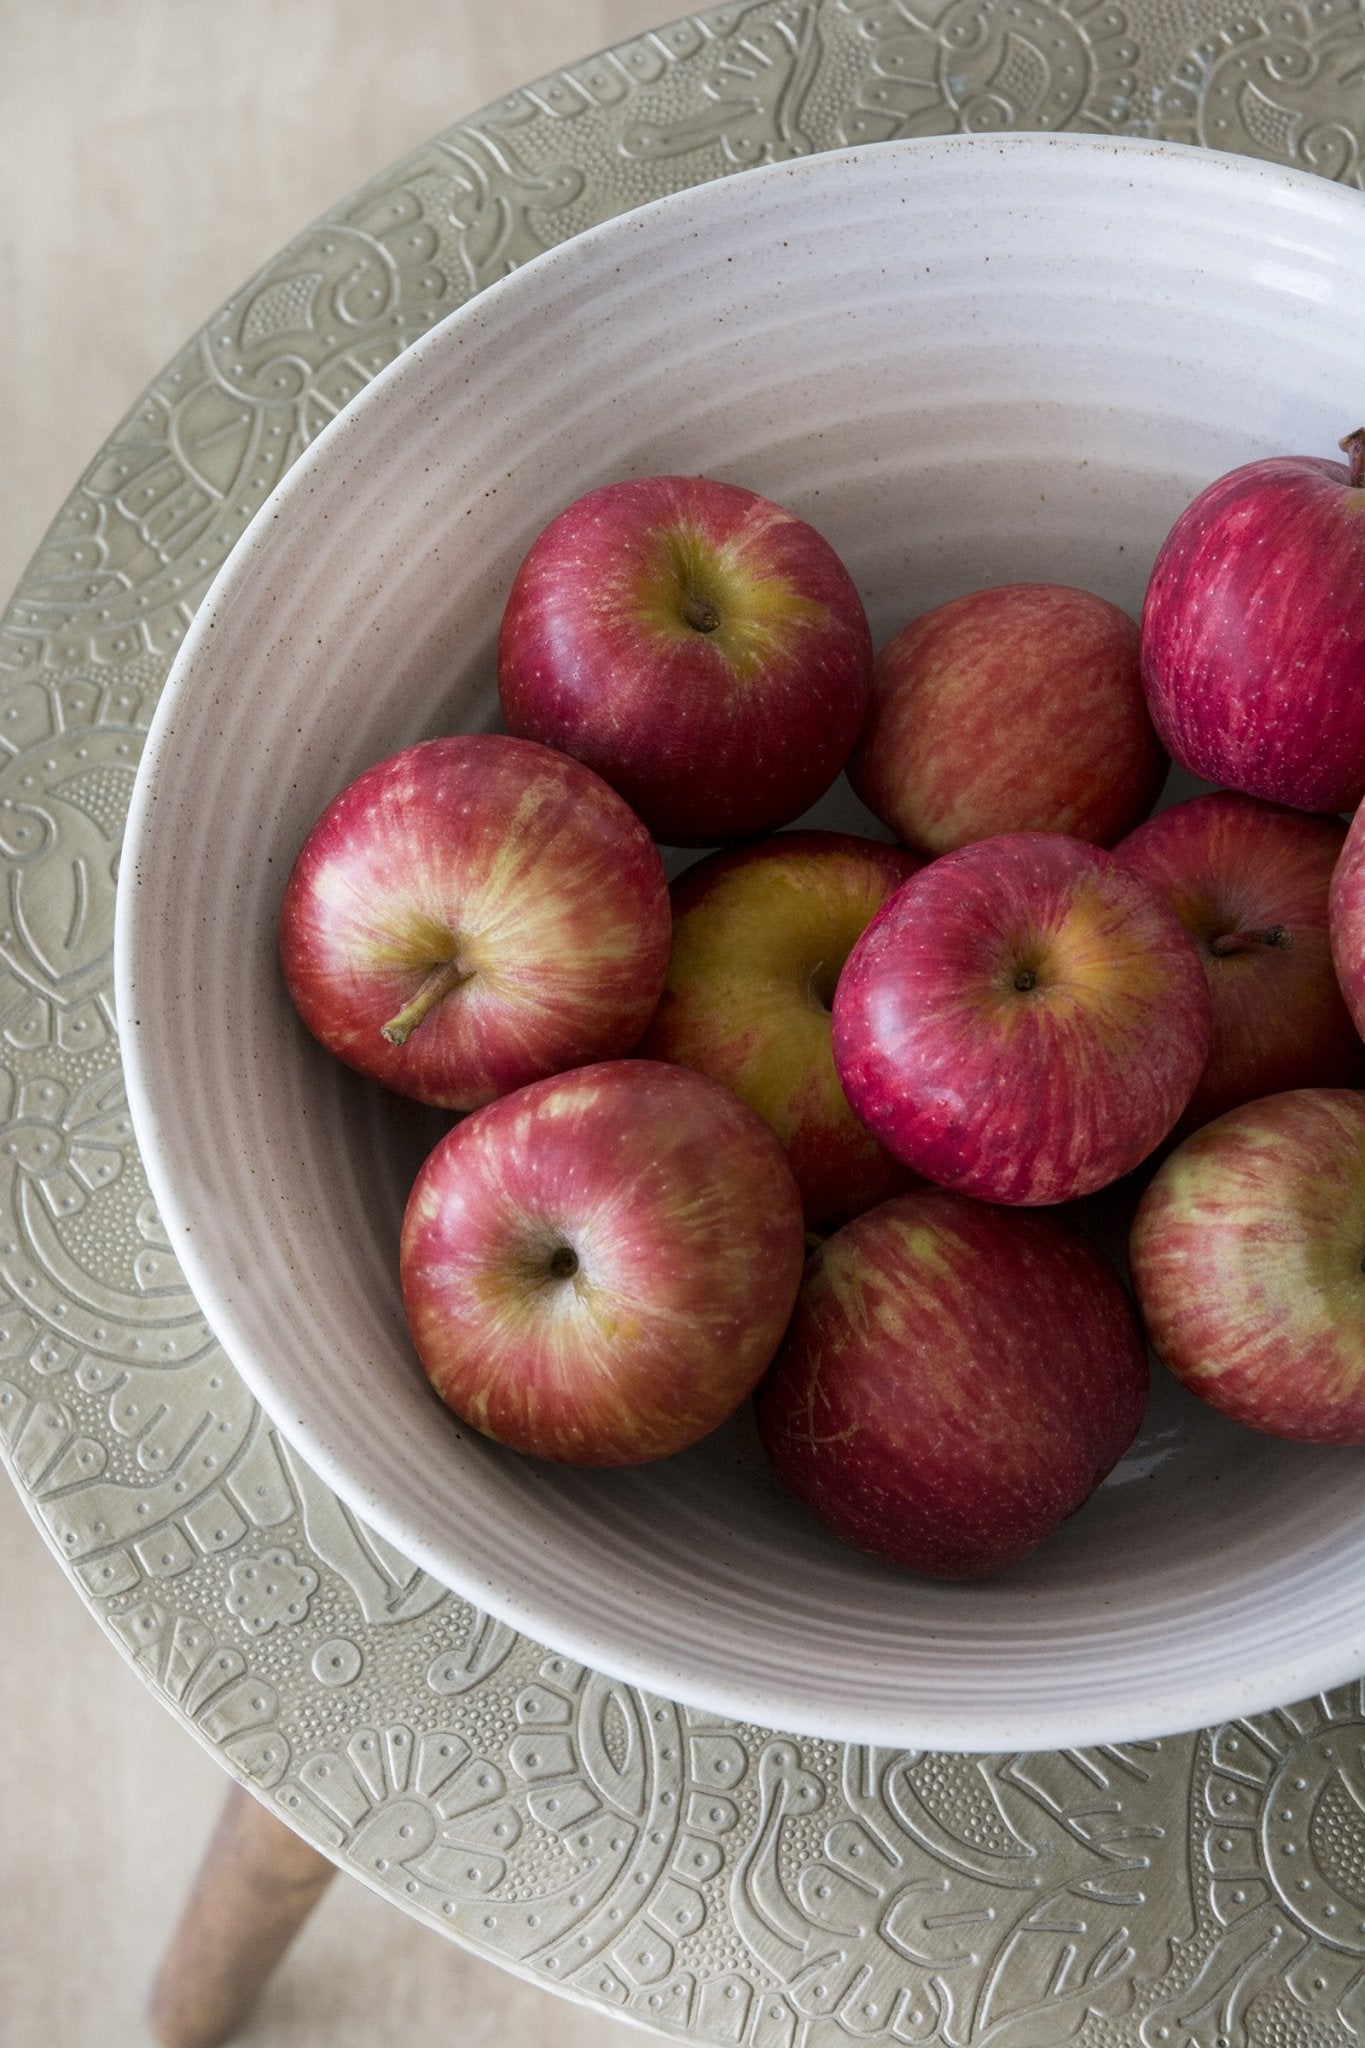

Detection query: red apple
xmin=637 ymin=830 xmax=923 ymax=1231
xmin=755 ymin=1189 xmax=1148 ymax=1577
xmin=1142 ymin=430 xmax=1365 ymax=812
xmin=1116 ymin=791 xmax=1365 ymax=1130
xmin=831 ymin=832 xmax=1212 ymax=1205
xmin=496 ymin=474 xmax=873 ymax=845
xmin=1130 ymin=1089 xmax=1365 ymax=1443
xmin=848 ymin=582 xmax=1165 ymax=855
xmin=1329 ymin=797 xmax=1365 ymax=1040
xmin=400 ymin=1060 xmax=806 ymax=1465
xmin=279 ymin=734 xmax=669 ymax=1108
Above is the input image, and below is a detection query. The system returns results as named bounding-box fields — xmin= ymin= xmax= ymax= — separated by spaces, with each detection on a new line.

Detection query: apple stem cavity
xmin=1013 ymin=966 xmax=1039 ymax=992
xmin=1209 ymin=924 xmax=1291 ymax=957
xmin=805 ymin=958 xmax=843 ymax=1013
xmin=381 ymin=957 xmax=474 ymax=1045
xmin=547 ymin=1244 xmax=580 ymax=1281
xmin=1340 ymin=428 xmax=1365 ymax=489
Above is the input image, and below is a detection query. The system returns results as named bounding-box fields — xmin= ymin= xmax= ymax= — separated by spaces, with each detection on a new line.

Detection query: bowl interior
xmin=116 ymin=134 xmax=1365 ymax=1750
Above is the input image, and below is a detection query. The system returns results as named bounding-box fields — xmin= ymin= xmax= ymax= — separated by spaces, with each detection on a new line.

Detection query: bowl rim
xmin=115 ymin=129 xmax=1365 ymax=1750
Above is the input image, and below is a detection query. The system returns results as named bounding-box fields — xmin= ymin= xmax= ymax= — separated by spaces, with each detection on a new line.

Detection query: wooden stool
xmin=147 ymin=1782 xmax=338 ymax=2048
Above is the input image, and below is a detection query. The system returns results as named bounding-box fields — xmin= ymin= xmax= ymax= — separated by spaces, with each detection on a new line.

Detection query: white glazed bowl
xmin=116 ymin=134 xmax=1365 ymax=1751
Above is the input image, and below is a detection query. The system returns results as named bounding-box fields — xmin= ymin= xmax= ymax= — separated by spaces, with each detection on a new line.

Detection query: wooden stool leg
xmin=147 ymin=1780 xmax=339 ymax=2048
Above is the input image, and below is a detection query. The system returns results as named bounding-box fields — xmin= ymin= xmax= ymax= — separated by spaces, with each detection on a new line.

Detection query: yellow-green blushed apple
xmin=638 ymin=830 xmax=921 ymax=1231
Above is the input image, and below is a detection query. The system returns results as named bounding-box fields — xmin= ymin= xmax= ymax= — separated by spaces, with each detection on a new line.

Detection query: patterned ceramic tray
xmin=3 ymin=5 xmax=1365 ymax=2043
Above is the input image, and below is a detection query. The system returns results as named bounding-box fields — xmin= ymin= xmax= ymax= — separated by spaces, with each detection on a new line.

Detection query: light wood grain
xmin=0 ymin=3 xmax=669 ymax=2041
xmin=147 ymin=1783 xmax=339 ymax=2048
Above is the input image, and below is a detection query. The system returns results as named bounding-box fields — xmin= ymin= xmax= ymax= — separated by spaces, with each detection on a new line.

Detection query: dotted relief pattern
xmin=2 ymin=3 xmax=1365 ymax=2043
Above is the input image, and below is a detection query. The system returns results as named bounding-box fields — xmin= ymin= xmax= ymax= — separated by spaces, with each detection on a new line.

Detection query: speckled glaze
xmin=8 ymin=6 xmax=1365 ymax=2043
xmin=116 ymin=130 xmax=1365 ymax=1760
xmin=117 ymin=128 xmax=1365 ymax=1744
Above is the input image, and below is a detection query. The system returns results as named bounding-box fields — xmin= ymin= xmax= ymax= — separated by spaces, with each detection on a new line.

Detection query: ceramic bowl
xmin=116 ymin=133 xmax=1365 ymax=1750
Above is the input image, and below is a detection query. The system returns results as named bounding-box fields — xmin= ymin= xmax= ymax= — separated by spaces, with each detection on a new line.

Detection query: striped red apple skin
xmin=1116 ymin=791 xmax=1365 ymax=1131
xmin=1141 ymin=436 xmax=1365 ymax=813
xmin=1130 ymin=1089 xmax=1365 ymax=1445
xmin=756 ymin=1189 xmax=1148 ymax=1578
xmin=1329 ymin=794 xmax=1365 ymax=1043
xmin=832 ymin=832 xmax=1212 ymax=1206
xmin=279 ymin=734 xmax=670 ymax=1110
xmin=850 ymin=582 xmax=1165 ymax=856
xmin=497 ymin=475 xmax=873 ymax=846
xmin=401 ymin=1060 xmax=806 ymax=1466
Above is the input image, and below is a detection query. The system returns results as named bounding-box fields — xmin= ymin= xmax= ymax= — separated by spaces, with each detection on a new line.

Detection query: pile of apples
xmin=279 ymin=442 xmax=1365 ymax=1582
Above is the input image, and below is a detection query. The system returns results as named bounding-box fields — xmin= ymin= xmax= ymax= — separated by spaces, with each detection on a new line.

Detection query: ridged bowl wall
xmin=116 ymin=134 xmax=1365 ymax=1751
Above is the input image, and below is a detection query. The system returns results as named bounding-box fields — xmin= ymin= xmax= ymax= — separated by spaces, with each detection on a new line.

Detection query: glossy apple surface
xmin=832 ymin=832 xmax=1211 ymax=1204
xmin=849 ymin=582 xmax=1165 ymax=855
xmin=497 ymin=474 xmax=873 ymax=845
xmin=1329 ymin=797 xmax=1365 ymax=1041
xmin=755 ymin=1188 xmax=1148 ymax=1577
xmin=1130 ymin=1088 xmax=1365 ymax=1443
xmin=279 ymin=734 xmax=669 ymax=1108
xmin=638 ymin=830 xmax=922 ymax=1231
xmin=1142 ymin=432 xmax=1365 ymax=812
xmin=1116 ymin=790 xmax=1365 ymax=1129
xmin=400 ymin=1060 xmax=806 ymax=1465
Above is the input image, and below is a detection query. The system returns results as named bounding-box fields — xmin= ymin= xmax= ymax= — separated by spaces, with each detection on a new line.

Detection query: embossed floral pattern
xmin=226 ymin=1548 xmax=319 ymax=1634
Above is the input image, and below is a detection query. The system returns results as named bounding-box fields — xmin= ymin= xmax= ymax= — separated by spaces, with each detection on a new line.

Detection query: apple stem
xmin=381 ymin=958 xmax=473 ymax=1045
xmin=1209 ymin=925 xmax=1291 ymax=957
xmin=1340 ymin=429 xmax=1365 ymax=489
xmin=681 ymin=593 xmax=721 ymax=633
